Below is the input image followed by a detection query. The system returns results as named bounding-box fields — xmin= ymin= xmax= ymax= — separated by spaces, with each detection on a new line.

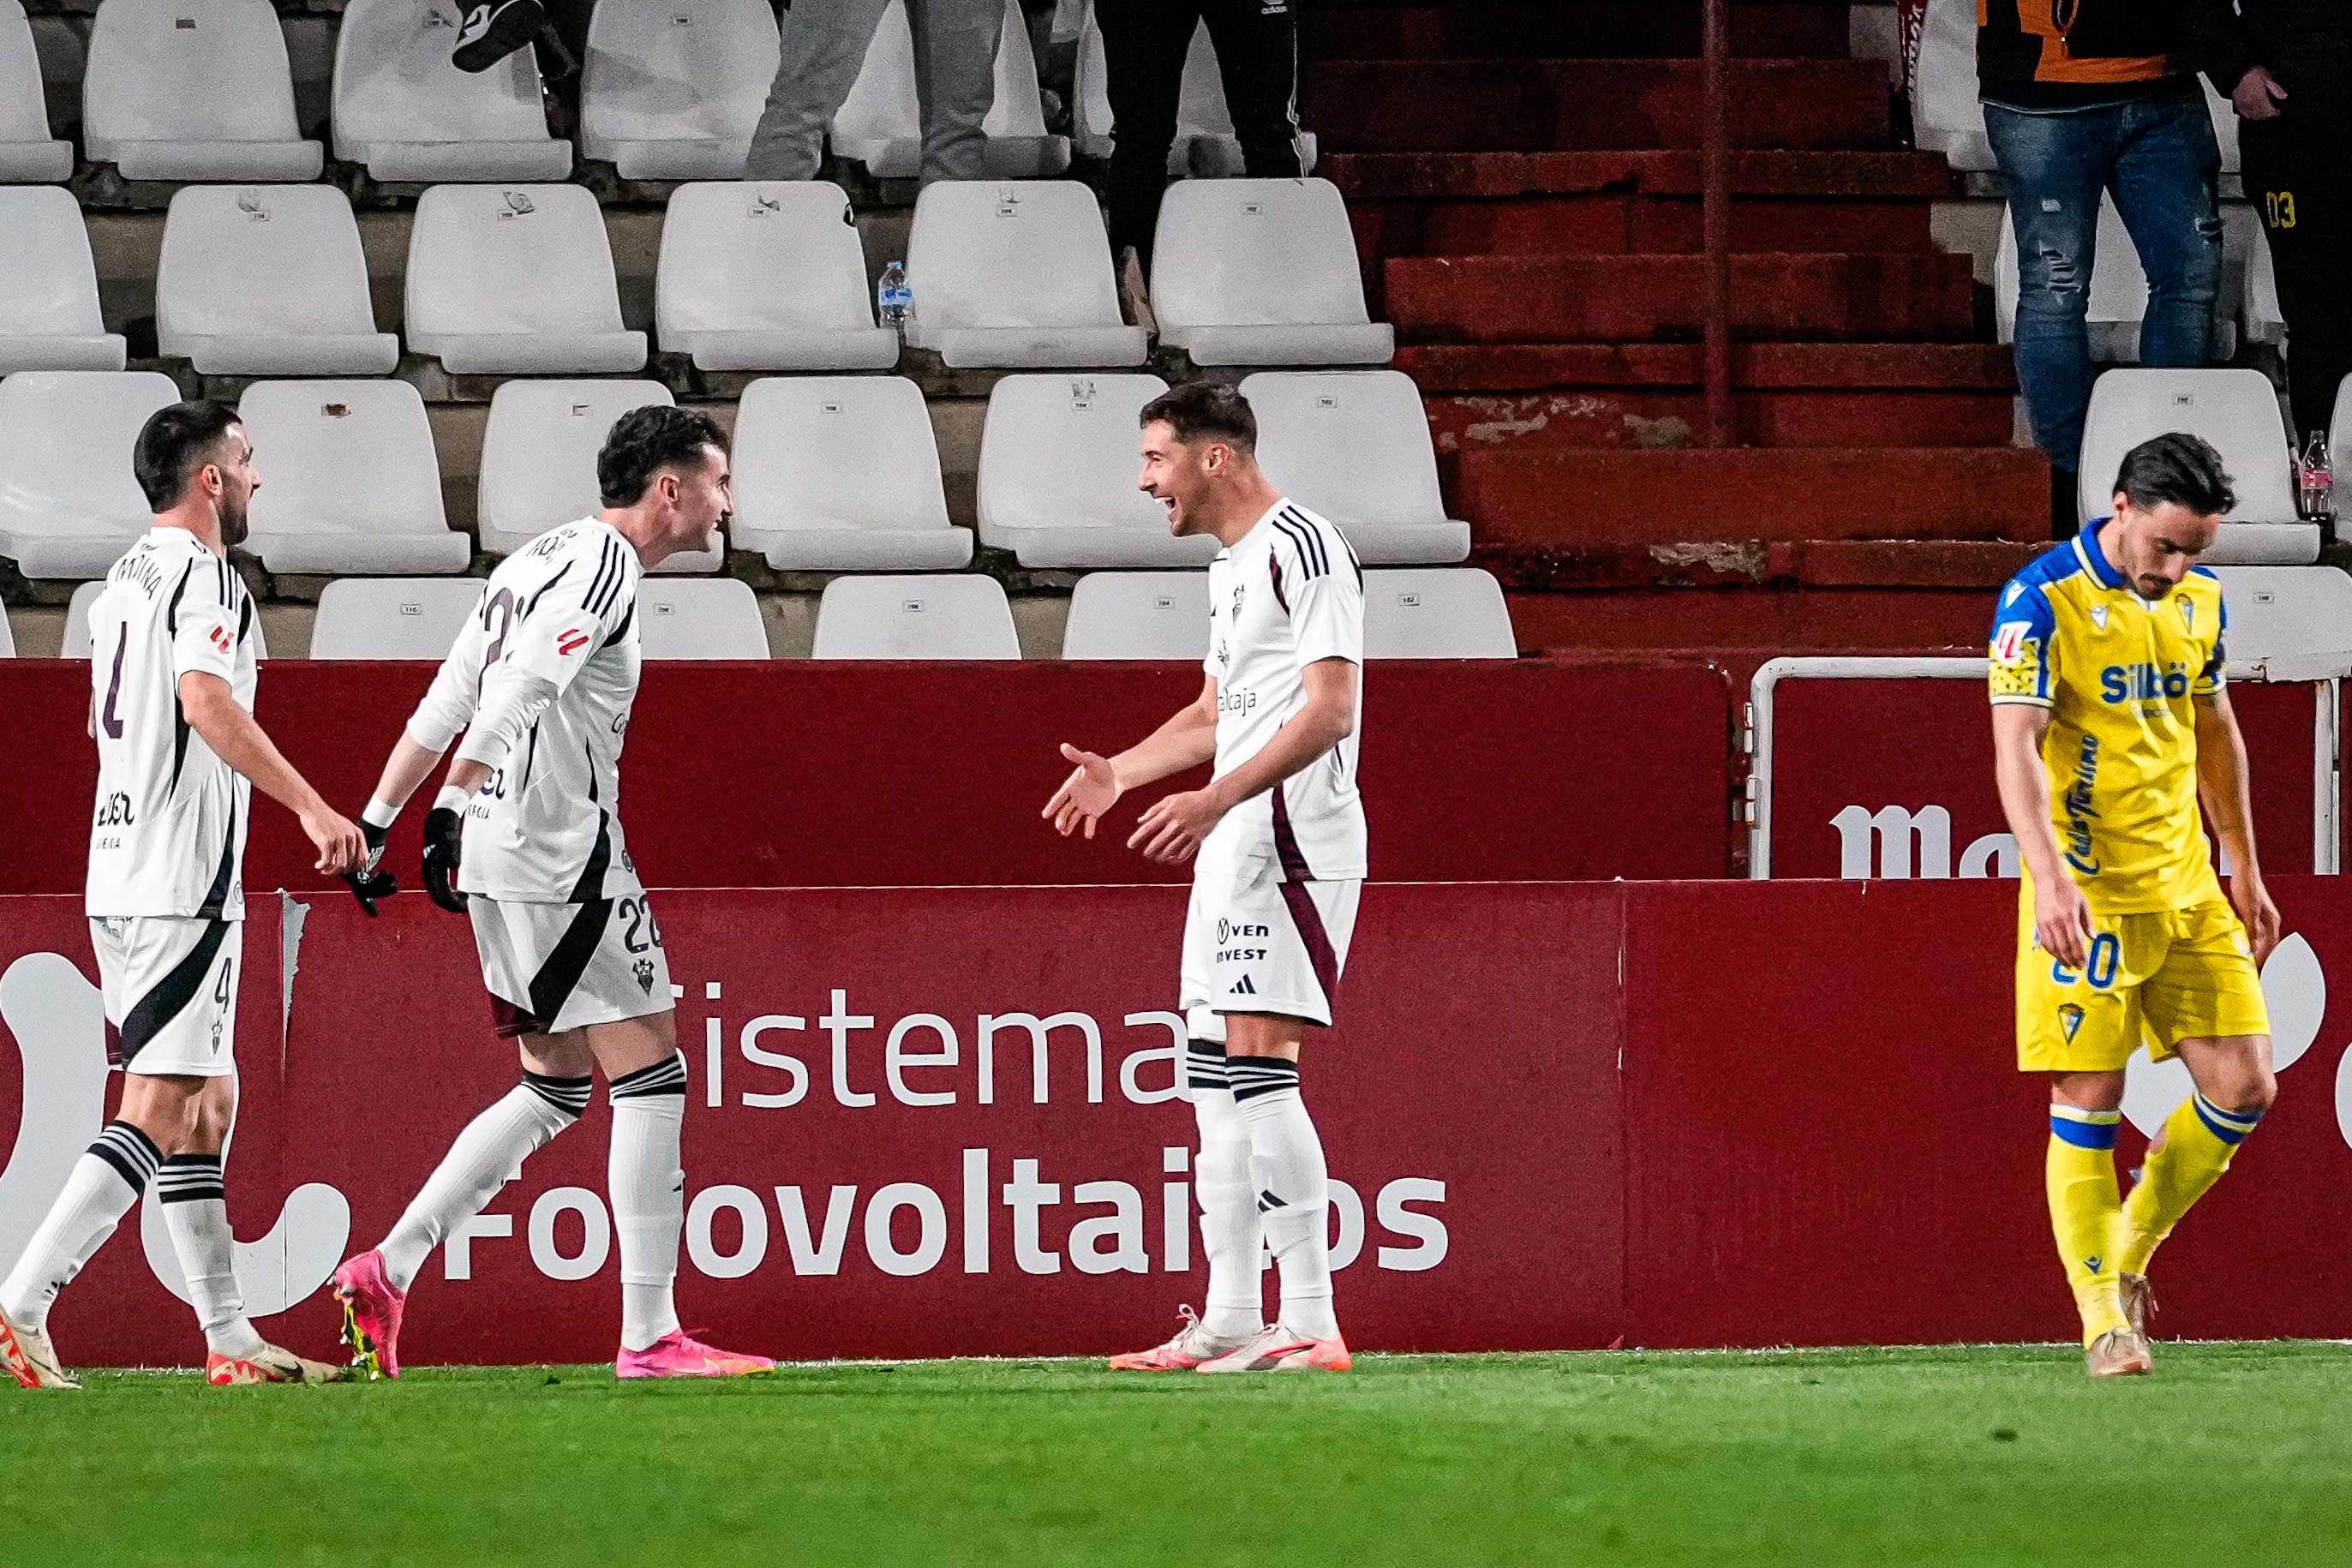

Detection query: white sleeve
xmin=454 ymin=667 xmax=559 ymax=769
xmin=168 ymin=554 xmax=242 ymax=682
xmin=1289 ymin=555 xmax=1364 ymax=667
xmin=452 ymin=542 xmax=633 ymax=766
xmin=404 ymin=589 xmax=490 ymax=752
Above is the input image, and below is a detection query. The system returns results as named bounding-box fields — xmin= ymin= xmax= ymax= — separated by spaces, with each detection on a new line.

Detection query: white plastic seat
xmin=903 ymin=181 xmax=1145 ymax=368
xmin=2331 ymin=374 xmax=2352 ymax=470
xmin=157 ymin=186 xmax=398 ymax=375
xmin=976 ymin=373 xmax=1217 ymax=567
xmin=729 ymin=376 xmax=971 ymax=571
xmin=478 ymin=380 xmax=719 ymax=572
xmin=0 ymin=606 xmax=14 ymax=655
xmin=637 ymin=578 xmax=769 ymax=658
xmin=1151 ymin=179 xmax=1392 ymax=366
xmin=236 ymin=381 xmax=465 ymax=575
xmin=0 ymin=371 xmax=180 ymax=579
xmin=308 ymin=578 xmax=484 ymax=658
xmin=1240 ymin=371 xmax=1473 ymax=564
xmin=655 ymin=183 xmax=897 ymax=372
xmin=1061 ymin=571 xmax=1209 ymax=659
xmin=1071 ymin=6 xmax=1314 ymax=175
xmin=0 ymin=2 xmax=71 ymax=181
xmin=1996 ymin=193 xmax=2238 ymax=363
xmin=2245 ymin=219 xmax=2286 ymax=350
xmin=811 ymin=574 xmax=1019 ymax=659
xmin=581 ymin=0 xmax=779 ymax=181
xmin=404 ymin=185 xmax=646 ymax=375
xmin=2208 ymin=566 xmax=2352 ymax=667
xmin=82 ymin=0 xmax=323 ymax=181
xmin=332 ymin=0 xmax=572 ymax=182
xmin=832 ymin=0 xmax=1069 ymax=179
xmin=1362 ymin=568 xmax=1516 ymax=658
xmin=0 ymin=188 xmax=127 ymax=373
xmin=2078 ymin=368 xmax=2313 ymax=563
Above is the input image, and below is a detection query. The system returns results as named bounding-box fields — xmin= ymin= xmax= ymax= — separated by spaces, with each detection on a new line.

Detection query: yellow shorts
xmin=2015 ymin=894 xmax=2271 ymax=1073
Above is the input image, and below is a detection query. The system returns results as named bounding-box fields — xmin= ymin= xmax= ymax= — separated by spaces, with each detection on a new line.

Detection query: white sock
xmin=157 ymin=1154 xmax=266 ymax=1359
xmin=1187 ymin=1037 xmax=1262 ymax=1340
xmin=379 ymin=1074 xmax=589 ymax=1292
xmin=0 ymin=1122 xmax=161 ymax=1332
xmin=1230 ymin=1056 xmax=1338 ymax=1340
xmin=607 ymin=1053 xmax=686 ymax=1354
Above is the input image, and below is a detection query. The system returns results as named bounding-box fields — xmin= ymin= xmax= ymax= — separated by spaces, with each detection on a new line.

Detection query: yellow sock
xmin=2118 ymin=1091 xmax=2264 ymax=1277
xmin=2047 ymin=1106 xmax=2129 ymax=1345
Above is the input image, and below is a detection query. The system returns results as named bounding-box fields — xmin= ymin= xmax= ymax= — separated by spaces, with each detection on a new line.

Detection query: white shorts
xmin=470 ymin=893 xmax=673 ymax=1038
xmin=88 ymin=916 xmax=242 ymax=1078
xmin=1179 ymin=844 xmax=1361 ymax=1032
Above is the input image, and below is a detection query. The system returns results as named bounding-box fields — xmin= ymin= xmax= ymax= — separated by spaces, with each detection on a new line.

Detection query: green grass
xmin=4 ymin=1344 xmax=2350 ymax=1565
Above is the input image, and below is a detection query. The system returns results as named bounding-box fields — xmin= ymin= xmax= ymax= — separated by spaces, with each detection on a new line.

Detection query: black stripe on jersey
xmin=570 ymin=816 xmax=612 ymax=901
xmin=195 ymin=793 xmax=239 ymax=919
xmin=171 ymin=701 xmax=193 ymax=798
xmin=601 ymin=595 xmax=635 ymax=649
xmin=236 ymin=592 xmax=253 ymax=647
xmin=580 ymin=542 xmax=615 ymax=620
xmin=1272 ymin=510 xmax=1327 ymax=580
xmin=589 ymin=539 xmax=627 ymax=617
xmin=524 ymin=560 xmax=574 ymax=617
xmin=117 ymin=919 xmax=231 ymax=1067
xmin=165 ymin=560 xmax=194 ymax=637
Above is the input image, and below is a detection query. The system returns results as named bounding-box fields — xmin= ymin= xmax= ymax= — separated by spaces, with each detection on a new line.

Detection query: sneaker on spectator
xmin=454 ymin=0 xmax=546 ymax=73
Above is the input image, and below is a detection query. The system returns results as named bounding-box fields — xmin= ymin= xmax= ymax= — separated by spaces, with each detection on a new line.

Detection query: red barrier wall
xmin=0 ymin=660 xmax=1733 ymax=893
xmin=5 ymin=878 xmax=2349 ymax=1365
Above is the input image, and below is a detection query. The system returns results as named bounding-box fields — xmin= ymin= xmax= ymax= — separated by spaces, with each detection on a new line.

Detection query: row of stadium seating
xmin=0 ymin=368 xmax=1471 ymax=580
xmin=0 ymin=177 xmax=1389 ymax=378
xmin=8 ymin=567 xmax=1517 ymax=662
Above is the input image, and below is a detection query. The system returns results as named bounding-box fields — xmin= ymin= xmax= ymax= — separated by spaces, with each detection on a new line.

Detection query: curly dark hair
xmin=596 ymin=405 xmax=728 ymax=507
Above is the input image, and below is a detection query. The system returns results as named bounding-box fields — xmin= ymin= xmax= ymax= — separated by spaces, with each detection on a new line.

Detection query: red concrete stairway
xmin=1308 ymin=0 xmax=2046 ymax=655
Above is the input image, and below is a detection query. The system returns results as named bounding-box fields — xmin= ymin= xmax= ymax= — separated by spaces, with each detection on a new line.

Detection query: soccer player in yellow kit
xmin=1989 ymin=433 xmax=2281 ymax=1378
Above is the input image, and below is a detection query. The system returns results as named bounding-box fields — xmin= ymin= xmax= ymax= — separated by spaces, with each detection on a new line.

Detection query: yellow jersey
xmin=1988 ymin=521 xmax=2228 ymax=915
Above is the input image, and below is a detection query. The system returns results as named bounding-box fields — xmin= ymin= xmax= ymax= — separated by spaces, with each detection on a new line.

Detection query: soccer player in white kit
xmin=328 ymin=407 xmax=772 ymax=1380
xmin=0 ymin=403 xmax=366 ymax=1389
xmin=1044 ymin=383 xmax=1366 ymax=1373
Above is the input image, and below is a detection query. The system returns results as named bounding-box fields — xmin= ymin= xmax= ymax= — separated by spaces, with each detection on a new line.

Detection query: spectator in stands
xmin=2182 ymin=0 xmax=2352 ymax=450
xmin=1978 ymin=1 xmax=2224 ymax=535
xmin=1098 ymin=0 xmax=1305 ymax=291
xmin=746 ymin=0 xmax=1006 ymax=185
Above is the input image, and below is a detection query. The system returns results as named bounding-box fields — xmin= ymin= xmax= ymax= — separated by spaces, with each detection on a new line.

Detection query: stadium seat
xmin=1070 ymin=6 xmax=1314 ymax=175
xmin=236 ymin=381 xmax=466 ymax=576
xmin=2244 ymin=223 xmax=2287 ymax=350
xmin=637 ymin=578 xmax=769 ymax=659
xmin=404 ymin=185 xmax=647 ymax=375
xmin=902 ymin=181 xmax=1146 ymax=368
xmin=811 ymin=574 xmax=1020 ymax=659
xmin=580 ymin=0 xmax=779 ymax=181
xmin=2332 ymin=374 xmax=2352 ymax=467
xmin=64 ymin=569 xmax=272 ymax=660
xmin=331 ymin=0 xmax=573 ymax=183
xmin=655 ymin=182 xmax=897 ymax=372
xmin=975 ymin=374 xmax=1218 ymax=567
xmin=1240 ymin=371 xmax=1473 ymax=564
xmin=1362 ymin=569 xmax=1516 ymax=659
xmin=2208 ymin=566 xmax=2352 ymax=668
xmin=0 ymin=370 xmax=180 ymax=579
xmin=1996 ymin=194 xmax=2237 ymax=364
xmin=308 ymin=577 xmax=482 ymax=659
xmin=729 ymin=376 xmax=971 ymax=571
xmin=1060 ymin=571 xmax=1209 ymax=659
xmin=478 ymin=380 xmax=719 ymax=572
xmin=832 ymin=0 xmax=1069 ymax=179
xmin=0 ymin=606 xmax=14 ymax=656
xmin=2077 ymin=368 xmax=2313 ymax=564
xmin=156 ymin=186 xmax=398 ymax=375
xmin=1150 ymin=179 xmax=1392 ymax=367
xmin=0 ymin=3 xmax=71 ymax=182
xmin=0 ymin=188 xmax=128 ymax=374
xmin=82 ymin=0 xmax=323 ymax=182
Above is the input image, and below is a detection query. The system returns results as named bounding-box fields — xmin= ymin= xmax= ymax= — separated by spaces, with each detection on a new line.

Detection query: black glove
xmin=422 ymin=805 xmax=469 ymax=913
xmin=341 ymin=818 xmax=398 ymax=916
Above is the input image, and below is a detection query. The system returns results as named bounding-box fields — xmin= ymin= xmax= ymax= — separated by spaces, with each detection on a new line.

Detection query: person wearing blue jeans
xmin=1978 ymin=3 xmax=2224 ymax=536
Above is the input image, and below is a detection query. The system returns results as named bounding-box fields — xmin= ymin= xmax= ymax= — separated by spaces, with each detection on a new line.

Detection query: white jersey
xmin=85 ymin=529 xmax=258 ymax=920
xmin=1202 ymin=500 xmax=1368 ymax=881
xmin=409 ymin=518 xmax=646 ymax=905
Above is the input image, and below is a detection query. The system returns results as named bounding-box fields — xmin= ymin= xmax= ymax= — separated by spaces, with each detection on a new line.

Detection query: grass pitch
xmin=3 ymin=1343 xmax=2349 ymax=1566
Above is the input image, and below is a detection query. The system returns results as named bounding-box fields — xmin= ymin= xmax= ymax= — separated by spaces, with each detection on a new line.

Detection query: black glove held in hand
xmin=422 ymin=806 xmax=469 ymax=913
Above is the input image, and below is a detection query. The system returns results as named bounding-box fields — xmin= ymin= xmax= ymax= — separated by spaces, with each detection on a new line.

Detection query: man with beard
xmin=0 ymin=402 xmax=367 ymax=1389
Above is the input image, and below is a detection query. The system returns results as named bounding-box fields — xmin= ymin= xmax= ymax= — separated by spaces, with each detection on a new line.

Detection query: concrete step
xmin=1468 ymin=538 xmax=2043 ymax=590
xmin=1426 ymin=387 xmax=2020 ymax=455
xmin=1505 ymin=588 xmax=1999 ymax=655
xmin=1300 ymin=1 xmax=1852 ymax=60
xmin=1352 ymin=193 xmax=1938 ymax=260
xmin=1322 ymin=150 xmax=1959 ymax=202
xmin=1398 ymin=342 xmax=2020 ymax=393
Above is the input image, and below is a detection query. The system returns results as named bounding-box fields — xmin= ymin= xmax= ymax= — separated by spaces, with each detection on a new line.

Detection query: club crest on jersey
xmin=2059 ymin=1003 xmax=2086 ymax=1042
xmin=2180 ymin=598 xmax=2196 ymax=631
xmin=2088 ymin=605 xmax=2110 ymax=632
xmin=633 ymin=957 xmax=656 ymax=996
xmin=557 ymin=626 xmax=590 ymax=657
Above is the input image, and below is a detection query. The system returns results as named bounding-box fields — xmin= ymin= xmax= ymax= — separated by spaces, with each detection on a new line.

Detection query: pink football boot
xmin=615 ymin=1330 xmax=775 ymax=1379
xmin=332 ymin=1250 xmax=406 ymax=1380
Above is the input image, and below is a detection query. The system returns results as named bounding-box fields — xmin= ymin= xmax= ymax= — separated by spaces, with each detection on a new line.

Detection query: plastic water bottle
xmin=877 ymin=261 xmax=911 ymax=331
xmin=2299 ymin=431 xmax=2335 ymax=521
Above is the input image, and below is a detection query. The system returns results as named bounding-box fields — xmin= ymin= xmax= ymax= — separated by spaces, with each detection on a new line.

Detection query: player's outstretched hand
xmin=303 ymin=805 xmax=368 ymax=877
xmin=2233 ymin=874 xmax=2283 ymax=967
xmin=1044 ymin=744 xmax=1122 ymax=839
xmin=1128 ymin=787 xmax=1222 ymax=866
xmin=342 ymin=818 xmax=398 ymax=916
xmin=2033 ymin=875 xmax=2096 ymax=972
xmin=422 ymin=804 xmax=469 ymax=914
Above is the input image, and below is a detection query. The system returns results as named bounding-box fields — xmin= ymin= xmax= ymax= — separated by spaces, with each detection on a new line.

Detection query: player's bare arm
xmin=2193 ymin=687 xmax=2282 ymax=965
xmin=176 ymin=668 xmax=365 ymax=875
xmin=1131 ymin=658 xmax=1358 ymax=865
xmin=1044 ymin=673 xmax=1219 ymax=839
xmin=1991 ymin=702 xmax=2094 ymax=971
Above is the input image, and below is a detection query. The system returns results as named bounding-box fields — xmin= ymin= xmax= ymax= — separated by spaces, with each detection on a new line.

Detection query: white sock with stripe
xmin=158 ymin=1153 xmax=266 ymax=1359
xmin=1230 ymin=1056 xmax=1339 ymax=1341
xmin=379 ymin=1072 xmax=591 ymax=1292
xmin=0 ymin=1121 xmax=162 ymax=1332
xmin=1187 ymin=1035 xmax=1264 ymax=1340
xmin=608 ymin=1053 xmax=687 ymax=1354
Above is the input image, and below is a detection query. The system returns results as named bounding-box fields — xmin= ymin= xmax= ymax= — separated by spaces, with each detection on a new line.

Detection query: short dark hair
xmin=132 ymin=401 xmax=242 ymax=512
xmin=2114 ymin=432 xmax=2237 ymax=519
xmin=1140 ymin=381 xmax=1256 ymax=452
xmin=596 ymin=404 xmax=728 ymax=507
